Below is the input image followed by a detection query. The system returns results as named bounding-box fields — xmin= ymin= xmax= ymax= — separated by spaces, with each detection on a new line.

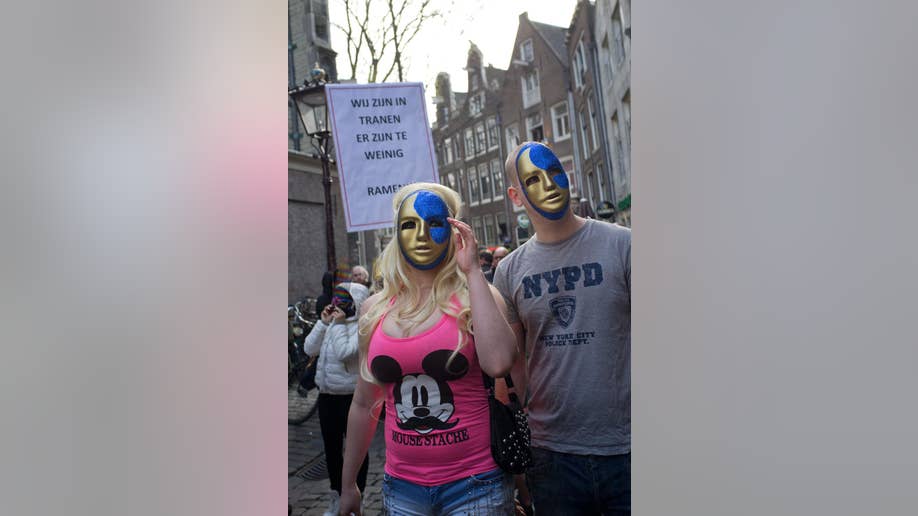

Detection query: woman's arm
xmin=339 ymin=293 xmax=385 ymax=515
xmin=302 ymin=320 xmax=327 ymax=357
xmin=338 ymin=376 xmax=383 ymax=515
xmin=448 ymin=217 xmax=517 ymax=377
xmin=303 ymin=304 xmax=337 ymax=356
xmin=470 ymin=278 xmax=518 ymax=376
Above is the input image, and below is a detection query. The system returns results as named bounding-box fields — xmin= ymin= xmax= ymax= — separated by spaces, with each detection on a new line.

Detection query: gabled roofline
xmin=529 ymin=19 xmax=569 ymax=64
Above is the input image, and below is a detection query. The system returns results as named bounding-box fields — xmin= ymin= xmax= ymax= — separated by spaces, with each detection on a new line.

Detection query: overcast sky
xmin=329 ymin=0 xmax=578 ymax=118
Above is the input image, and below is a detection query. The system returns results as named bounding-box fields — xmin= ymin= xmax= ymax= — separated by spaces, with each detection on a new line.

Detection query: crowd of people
xmin=293 ymin=141 xmax=630 ymax=515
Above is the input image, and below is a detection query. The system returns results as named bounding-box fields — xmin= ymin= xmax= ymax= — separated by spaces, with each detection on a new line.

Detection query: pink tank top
xmin=368 ymin=299 xmax=497 ymax=486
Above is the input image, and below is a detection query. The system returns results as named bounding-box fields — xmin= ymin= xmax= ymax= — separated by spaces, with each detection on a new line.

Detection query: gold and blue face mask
xmin=515 ymin=142 xmax=570 ymax=220
xmin=397 ymin=190 xmax=451 ymax=270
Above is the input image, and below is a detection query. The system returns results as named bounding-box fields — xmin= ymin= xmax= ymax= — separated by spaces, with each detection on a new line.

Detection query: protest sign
xmin=326 ymin=82 xmax=439 ymax=232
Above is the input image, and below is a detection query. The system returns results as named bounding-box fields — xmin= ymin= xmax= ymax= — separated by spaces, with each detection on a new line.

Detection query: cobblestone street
xmin=289 ymin=413 xmax=387 ymax=516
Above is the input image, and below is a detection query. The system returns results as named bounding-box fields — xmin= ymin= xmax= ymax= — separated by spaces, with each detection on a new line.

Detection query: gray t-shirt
xmin=494 ymin=219 xmax=630 ymax=455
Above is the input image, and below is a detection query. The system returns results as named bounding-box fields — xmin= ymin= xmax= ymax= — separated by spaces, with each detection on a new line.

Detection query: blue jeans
xmin=526 ymin=447 xmax=630 ymax=515
xmin=382 ymin=468 xmax=514 ymax=515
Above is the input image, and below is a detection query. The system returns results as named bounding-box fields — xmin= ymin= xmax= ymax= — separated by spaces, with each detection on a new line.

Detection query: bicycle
xmin=288 ymin=303 xmax=320 ymax=425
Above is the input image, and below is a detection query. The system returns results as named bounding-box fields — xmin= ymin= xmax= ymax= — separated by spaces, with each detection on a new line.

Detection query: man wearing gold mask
xmin=493 ymin=142 xmax=632 ymax=515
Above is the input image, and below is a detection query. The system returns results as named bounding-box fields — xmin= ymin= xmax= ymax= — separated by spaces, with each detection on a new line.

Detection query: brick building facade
xmin=568 ymin=0 xmax=613 ymax=217
xmin=432 ymin=44 xmax=513 ymax=249
xmin=595 ymin=0 xmax=632 ymax=225
xmin=431 ymin=14 xmax=579 ymax=248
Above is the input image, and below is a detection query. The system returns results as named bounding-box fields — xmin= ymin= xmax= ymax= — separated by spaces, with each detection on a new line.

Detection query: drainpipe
xmin=589 ymin=20 xmax=618 ymax=208
xmin=565 ymin=77 xmax=585 ymax=200
xmin=495 ymin=104 xmax=513 ymax=248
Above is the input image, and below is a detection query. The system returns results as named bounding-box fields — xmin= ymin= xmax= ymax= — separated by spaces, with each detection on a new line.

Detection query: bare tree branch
xmin=332 ymin=0 xmax=365 ymax=80
xmin=334 ymin=0 xmax=441 ymax=83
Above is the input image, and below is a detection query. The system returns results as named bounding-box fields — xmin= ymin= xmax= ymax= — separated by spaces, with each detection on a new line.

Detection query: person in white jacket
xmin=302 ymin=281 xmax=370 ymax=516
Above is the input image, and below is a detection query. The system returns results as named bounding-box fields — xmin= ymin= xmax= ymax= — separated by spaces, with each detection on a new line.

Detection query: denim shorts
xmin=381 ymin=468 xmax=514 ymax=516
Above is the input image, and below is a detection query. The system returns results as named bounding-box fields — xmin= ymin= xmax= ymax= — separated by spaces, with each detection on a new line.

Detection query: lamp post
xmin=289 ymin=65 xmax=337 ymax=273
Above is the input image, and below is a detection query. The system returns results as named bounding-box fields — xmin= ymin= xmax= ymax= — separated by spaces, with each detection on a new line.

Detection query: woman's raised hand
xmin=448 ymin=217 xmax=480 ymax=277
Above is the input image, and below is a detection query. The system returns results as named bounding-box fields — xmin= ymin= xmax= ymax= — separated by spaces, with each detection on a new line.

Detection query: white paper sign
xmin=326 ymin=82 xmax=439 ymax=232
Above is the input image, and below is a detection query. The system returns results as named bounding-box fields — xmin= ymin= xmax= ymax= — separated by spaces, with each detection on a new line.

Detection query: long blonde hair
xmin=357 ymin=182 xmax=473 ymax=383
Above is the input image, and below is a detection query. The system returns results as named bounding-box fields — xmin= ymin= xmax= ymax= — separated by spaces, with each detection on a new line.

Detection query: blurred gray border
xmin=635 ymin=1 xmax=918 ymax=514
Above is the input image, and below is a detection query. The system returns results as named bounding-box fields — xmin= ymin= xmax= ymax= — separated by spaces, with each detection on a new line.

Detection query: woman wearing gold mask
xmin=338 ymin=182 xmax=519 ymax=515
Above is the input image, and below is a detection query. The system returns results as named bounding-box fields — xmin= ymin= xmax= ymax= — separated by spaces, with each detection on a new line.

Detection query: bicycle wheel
xmin=288 ymin=357 xmax=319 ymax=425
xmin=288 ymin=383 xmax=319 ymax=425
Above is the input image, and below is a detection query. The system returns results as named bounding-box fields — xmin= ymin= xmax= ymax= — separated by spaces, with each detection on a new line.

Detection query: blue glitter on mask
xmin=527 ymin=144 xmax=569 ymax=189
xmin=413 ymin=191 xmax=450 ymax=244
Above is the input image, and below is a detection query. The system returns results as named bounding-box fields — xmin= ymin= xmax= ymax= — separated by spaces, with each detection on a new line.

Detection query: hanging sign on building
xmin=326 ymin=82 xmax=439 ymax=232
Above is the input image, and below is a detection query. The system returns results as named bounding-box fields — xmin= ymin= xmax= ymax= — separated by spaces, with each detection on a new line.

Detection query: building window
xmin=464 ymin=128 xmax=475 ymax=159
xmin=588 ymin=97 xmax=599 ymax=151
xmin=479 ymin=163 xmax=492 ymax=202
xmin=520 ymin=39 xmax=534 ymax=62
xmin=596 ymin=161 xmax=607 ymax=201
xmin=443 ymin=137 xmax=453 ymax=163
xmin=521 ymin=71 xmax=541 ymax=108
xmin=612 ymin=114 xmax=626 ymax=183
xmin=486 ymin=116 xmax=499 ymax=149
xmin=573 ymin=39 xmax=588 ymax=89
xmin=491 ymin=159 xmax=504 ymax=200
xmin=438 ymin=103 xmax=450 ymax=125
xmin=622 ymin=90 xmax=631 ymax=141
xmin=472 ymin=217 xmax=485 ymax=243
xmin=551 ymin=102 xmax=570 ymax=141
xmin=475 ymin=123 xmax=487 ymax=155
xmin=468 ymin=167 xmax=481 ymax=204
xmin=526 ymin=112 xmax=543 ymax=142
xmin=506 ymin=124 xmax=520 ymax=150
xmin=496 ymin=212 xmax=508 ymax=246
xmin=469 ymin=92 xmax=484 ymax=116
xmin=612 ymin=6 xmax=626 ymax=67
xmin=579 ymin=110 xmax=589 ymax=158
xmin=446 ymin=171 xmax=458 ymax=193
xmin=312 ymin=0 xmax=329 ymax=42
xmin=600 ymin=34 xmax=613 ymax=81
xmin=484 ymin=215 xmax=496 ymax=247
xmin=455 ymin=168 xmax=464 ymax=199
xmin=453 ymin=137 xmax=461 ymax=161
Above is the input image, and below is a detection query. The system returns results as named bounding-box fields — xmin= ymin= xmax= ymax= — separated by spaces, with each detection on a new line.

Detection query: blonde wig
xmin=357 ymin=182 xmax=473 ymax=384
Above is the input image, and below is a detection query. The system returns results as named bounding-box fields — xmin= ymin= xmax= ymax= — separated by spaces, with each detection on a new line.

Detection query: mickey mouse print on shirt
xmin=371 ymin=349 xmax=469 ymax=435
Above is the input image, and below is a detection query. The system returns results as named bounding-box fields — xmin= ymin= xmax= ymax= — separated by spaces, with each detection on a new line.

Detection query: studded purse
xmin=484 ymin=373 xmax=532 ymax=474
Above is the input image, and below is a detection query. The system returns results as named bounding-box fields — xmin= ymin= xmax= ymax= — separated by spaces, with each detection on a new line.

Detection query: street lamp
xmin=289 ymin=65 xmax=337 ymax=273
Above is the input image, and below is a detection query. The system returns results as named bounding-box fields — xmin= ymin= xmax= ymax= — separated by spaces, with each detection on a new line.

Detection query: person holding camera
xmin=303 ymin=281 xmax=371 ymax=516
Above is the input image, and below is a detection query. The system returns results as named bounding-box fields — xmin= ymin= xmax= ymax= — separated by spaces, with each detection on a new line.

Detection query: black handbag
xmin=484 ymin=374 xmax=532 ymax=474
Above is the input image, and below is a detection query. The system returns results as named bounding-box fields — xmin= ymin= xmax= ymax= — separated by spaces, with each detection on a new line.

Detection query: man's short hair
xmin=505 ymin=142 xmax=538 ymax=190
